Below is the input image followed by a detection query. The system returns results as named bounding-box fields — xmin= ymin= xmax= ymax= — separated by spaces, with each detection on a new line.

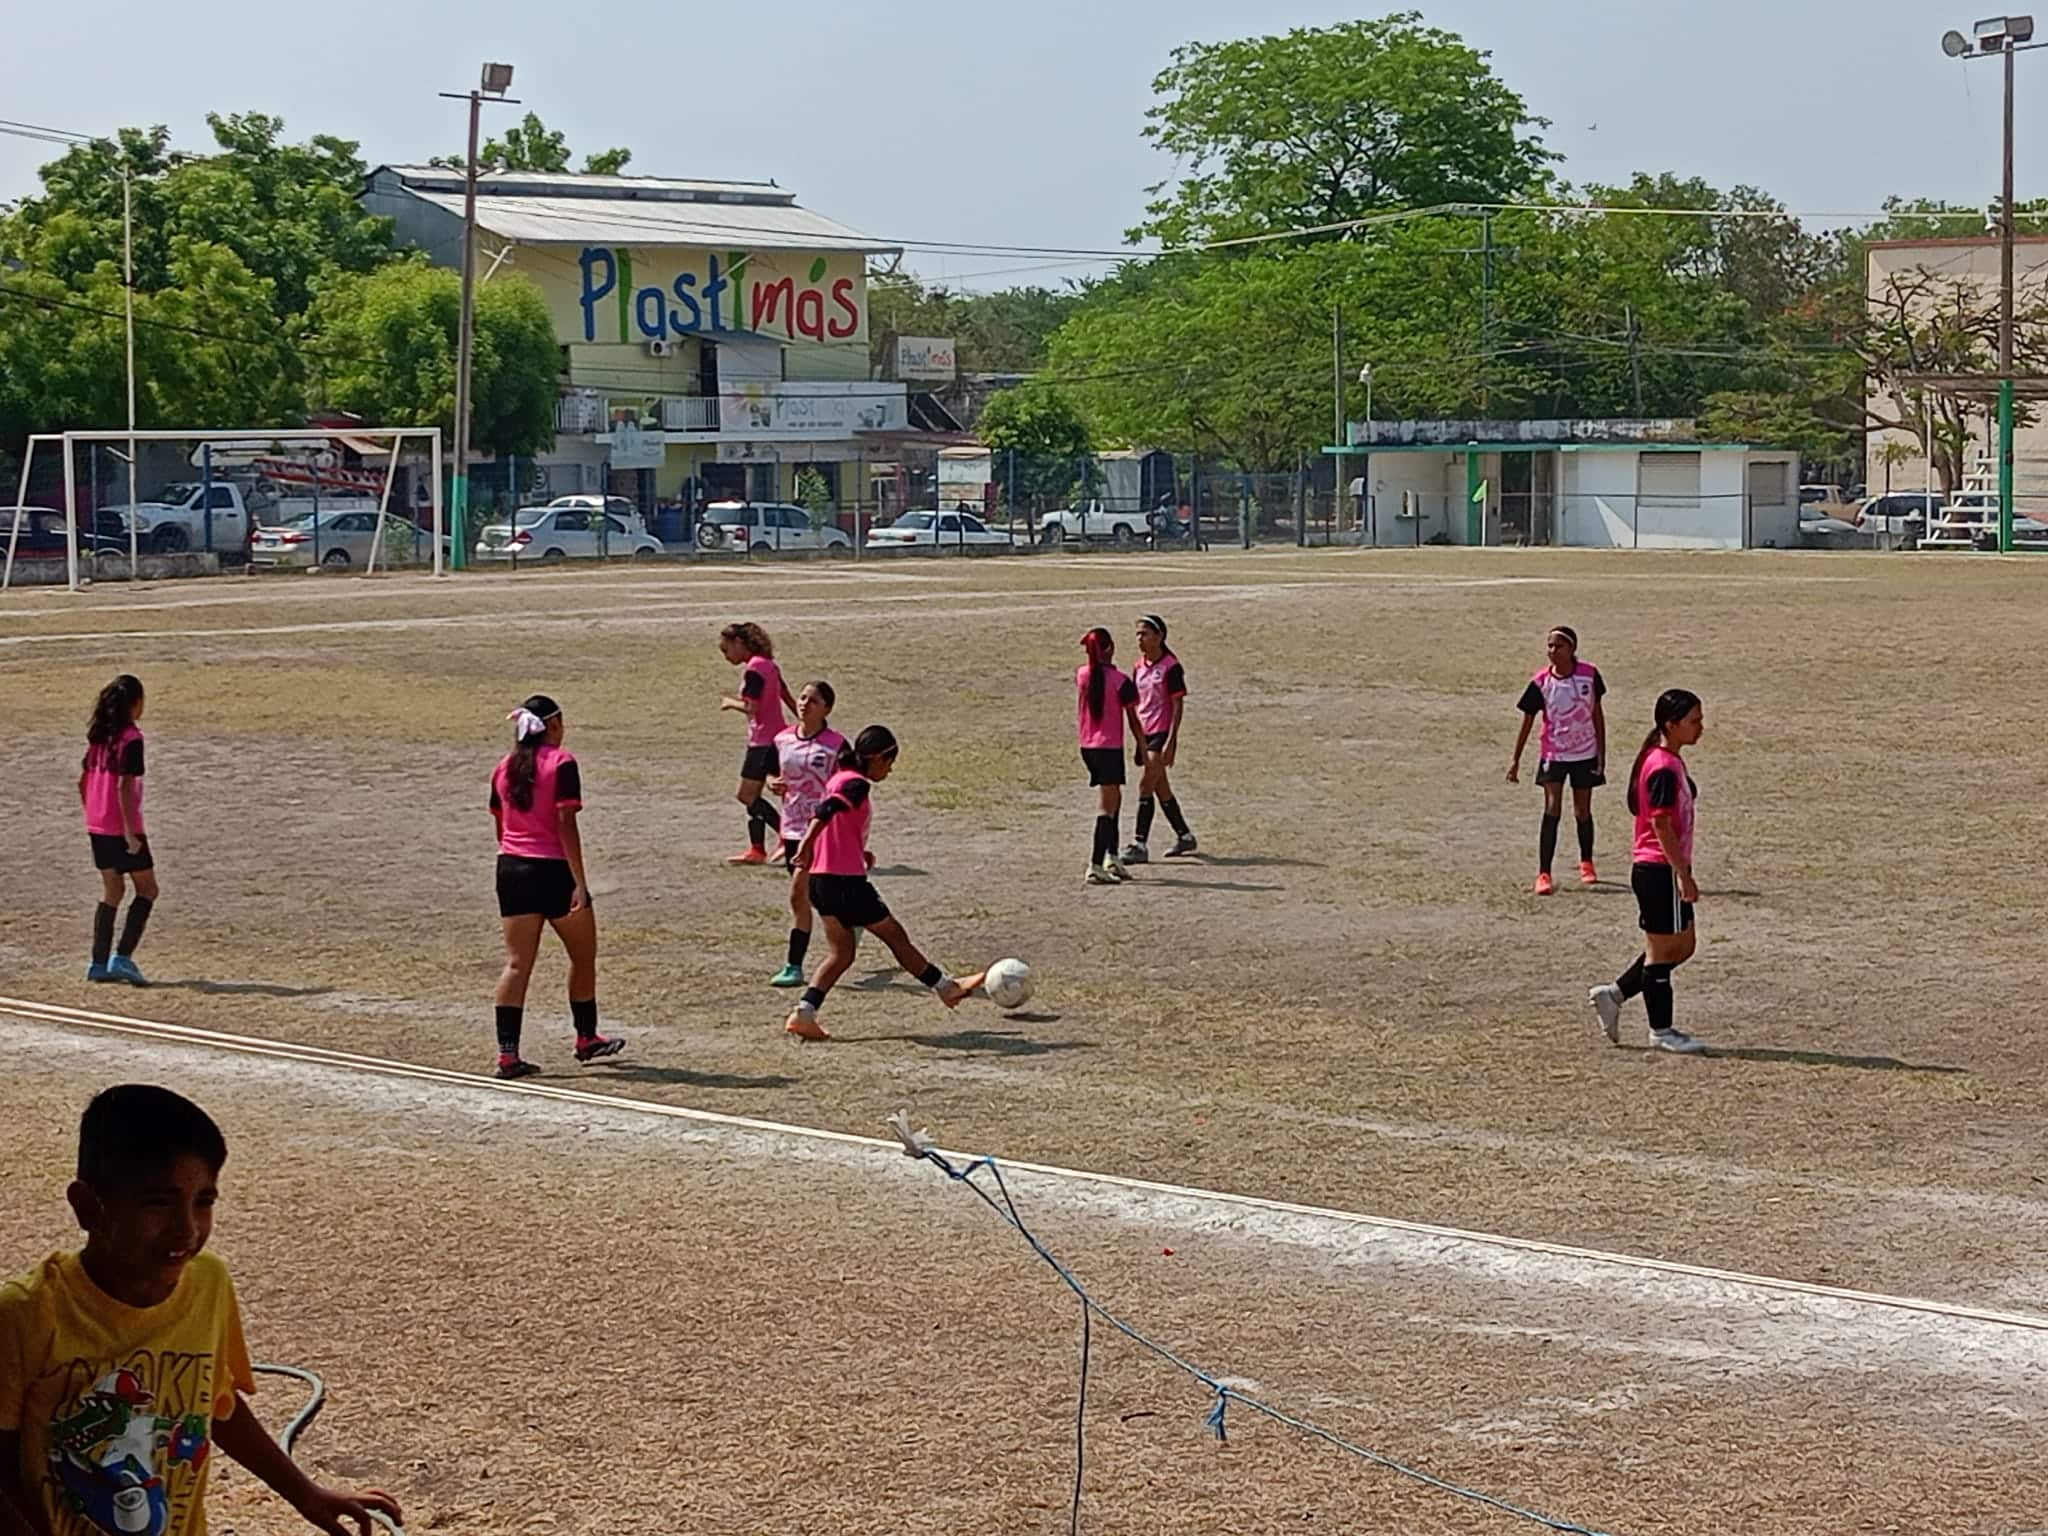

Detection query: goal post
xmin=2 ymin=426 xmax=443 ymax=593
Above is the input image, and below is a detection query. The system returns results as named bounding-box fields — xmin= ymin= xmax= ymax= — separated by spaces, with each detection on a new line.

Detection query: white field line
xmin=5 ymin=991 xmax=2046 ymax=1338
xmin=0 ymin=577 xmax=1525 ymax=650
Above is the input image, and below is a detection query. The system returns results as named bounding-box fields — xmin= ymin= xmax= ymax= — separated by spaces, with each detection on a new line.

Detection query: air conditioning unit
xmin=646 ymin=338 xmax=673 ymax=359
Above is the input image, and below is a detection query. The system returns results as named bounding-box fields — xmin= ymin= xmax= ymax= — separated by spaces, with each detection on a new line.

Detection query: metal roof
xmin=370 ymin=165 xmax=899 ymax=254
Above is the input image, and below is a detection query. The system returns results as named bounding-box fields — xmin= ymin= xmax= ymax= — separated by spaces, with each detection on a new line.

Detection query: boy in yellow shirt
xmin=0 ymin=1086 xmax=401 ymax=1536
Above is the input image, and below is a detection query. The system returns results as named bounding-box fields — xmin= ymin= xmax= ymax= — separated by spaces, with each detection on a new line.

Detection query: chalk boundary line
xmin=5 ymin=991 xmax=2043 ymax=1336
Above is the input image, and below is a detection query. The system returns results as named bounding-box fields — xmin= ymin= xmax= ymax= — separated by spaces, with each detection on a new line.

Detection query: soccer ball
xmin=984 ymin=958 xmax=1035 ymax=1010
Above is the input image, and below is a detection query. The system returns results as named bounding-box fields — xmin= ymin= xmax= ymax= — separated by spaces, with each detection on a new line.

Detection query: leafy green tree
xmin=977 ymin=385 xmax=1092 ymax=498
xmin=868 ymin=273 xmax=1078 ymax=375
xmin=307 ymin=260 xmax=560 ymax=460
xmin=434 ymin=113 xmax=632 ymax=176
xmin=1135 ymin=13 xmax=1552 ymax=246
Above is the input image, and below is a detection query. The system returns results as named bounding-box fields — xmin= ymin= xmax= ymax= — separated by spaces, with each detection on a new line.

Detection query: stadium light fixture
xmin=481 ymin=61 xmax=515 ymax=95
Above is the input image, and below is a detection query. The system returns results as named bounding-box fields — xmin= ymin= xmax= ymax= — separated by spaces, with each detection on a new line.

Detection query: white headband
xmin=509 ymin=708 xmax=548 ymax=741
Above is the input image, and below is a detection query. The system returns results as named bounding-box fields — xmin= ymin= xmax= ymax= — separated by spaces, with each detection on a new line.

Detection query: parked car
xmin=1855 ymin=492 xmax=1944 ymax=541
xmin=252 ymin=509 xmax=417 ymax=569
xmin=694 ymin=501 xmax=852 ymax=554
xmin=473 ymin=505 xmax=664 ymax=563
xmin=1798 ymin=503 xmax=1861 ymax=541
xmin=1930 ymin=492 xmax=2048 ymax=550
xmin=2 ymin=506 xmax=132 ymax=563
xmin=1037 ymin=499 xmax=1148 ymax=546
xmin=864 ymin=510 xmax=1018 ymax=551
xmin=544 ymin=493 xmax=639 ymax=522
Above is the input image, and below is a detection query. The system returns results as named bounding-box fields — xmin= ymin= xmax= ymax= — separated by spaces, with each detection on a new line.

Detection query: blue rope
xmin=911 ymin=1143 xmax=1624 ymax=1536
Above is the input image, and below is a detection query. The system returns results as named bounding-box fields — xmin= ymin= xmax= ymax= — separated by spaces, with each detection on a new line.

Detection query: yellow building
xmin=362 ymin=165 xmax=905 ymax=513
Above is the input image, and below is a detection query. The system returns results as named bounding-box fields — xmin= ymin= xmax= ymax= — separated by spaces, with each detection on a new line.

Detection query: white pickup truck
xmin=103 ymin=481 xmax=253 ymax=554
xmin=1036 ymin=499 xmax=1149 ymax=546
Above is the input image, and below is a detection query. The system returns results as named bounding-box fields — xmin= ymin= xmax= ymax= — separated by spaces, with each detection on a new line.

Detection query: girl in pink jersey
xmin=719 ymin=621 xmax=799 ymax=866
xmin=488 ymin=695 xmax=625 ymax=1079
xmin=1589 ymin=689 xmax=1708 ymax=1054
xmin=1125 ymin=614 xmax=1197 ymax=863
xmin=783 ymin=725 xmax=983 ymax=1040
xmin=1507 ymin=626 xmax=1607 ymax=895
xmin=1076 ymin=627 xmax=1151 ymax=886
xmin=768 ymin=680 xmax=848 ymax=987
xmin=79 ymin=674 xmax=155 ymax=985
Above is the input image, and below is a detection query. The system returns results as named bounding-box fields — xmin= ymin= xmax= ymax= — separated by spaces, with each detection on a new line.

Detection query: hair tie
xmin=1139 ymin=613 xmax=1168 ymax=640
xmin=508 ymin=708 xmax=547 ymax=742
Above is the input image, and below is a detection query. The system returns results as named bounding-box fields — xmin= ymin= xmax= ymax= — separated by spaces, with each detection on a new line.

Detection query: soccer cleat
xmin=726 ymin=846 xmax=769 ymax=866
xmin=1579 ymin=859 xmax=1599 ymax=887
xmin=1165 ymin=834 xmax=1199 ymax=858
xmin=770 ymin=963 xmax=805 ymax=988
xmin=574 ymin=1033 xmax=626 ymax=1063
xmin=1652 ymin=1028 xmax=1708 ymax=1055
xmin=785 ymin=1004 xmax=829 ymax=1041
xmin=1085 ymin=864 xmax=1118 ymax=886
xmin=108 ymin=955 xmax=148 ymax=986
xmin=1588 ymin=984 xmax=1623 ymax=1045
xmin=1534 ymin=872 xmax=1556 ymax=896
xmin=86 ymin=961 xmax=114 ymax=983
xmin=1106 ymin=856 xmax=1132 ymax=883
xmin=1122 ymin=841 xmax=1150 ymax=865
xmin=494 ymin=1057 xmax=541 ymax=1081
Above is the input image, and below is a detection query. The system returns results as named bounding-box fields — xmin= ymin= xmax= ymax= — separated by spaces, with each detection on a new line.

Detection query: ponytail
xmin=1625 ymin=688 xmax=1701 ymax=815
xmin=505 ymin=693 xmax=560 ymax=813
xmin=87 ymin=674 xmax=143 ymax=761
xmin=1079 ymin=627 xmax=1113 ymax=721
xmin=841 ymin=723 xmax=898 ymax=774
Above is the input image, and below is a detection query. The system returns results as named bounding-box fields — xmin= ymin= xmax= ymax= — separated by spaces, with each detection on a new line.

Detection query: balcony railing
xmin=556 ymin=392 xmax=718 ymax=434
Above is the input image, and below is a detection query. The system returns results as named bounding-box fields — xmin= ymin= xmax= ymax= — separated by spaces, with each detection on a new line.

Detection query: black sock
xmin=1135 ymin=797 xmax=1157 ymax=842
xmin=1538 ymin=814 xmax=1560 ymax=875
xmin=916 ymin=964 xmax=943 ymax=989
xmin=1616 ymin=955 xmax=1646 ymax=1000
xmin=787 ymin=928 xmax=811 ymax=969
xmin=495 ymin=1005 xmax=523 ymax=1058
xmin=1643 ymin=964 xmax=1675 ymax=1033
xmin=92 ymin=903 xmax=116 ymax=966
xmin=747 ymin=797 xmax=779 ymax=850
xmin=1577 ymin=818 xmax=1595 ymax=863
xmin=800 ymin=985 xmax=826 ymax=1012
xmin=571 ymin=998 xmax=599 ymax=1040
xmin=1163 ymin=798 xmax=1191 ymax=837
xmin=115 ymin=897 xmax=153 ymax=957
xmin=1092 ymin=815 xmax=1115 ymax=865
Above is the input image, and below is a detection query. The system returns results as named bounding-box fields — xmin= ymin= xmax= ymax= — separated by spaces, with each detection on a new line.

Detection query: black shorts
xmin=1632 ymin=862 xmax=1693 ymax=935
xmin=809 ymin=873 xmax=891 ymax=929
xmin=1135 ymin=730 xmax=1169 ymax=767
xmin=740 ymin=744 xmax=780 ymax=783
xmin=1081 ymin=746 xmax=1126 ymax=787
xmin=89 ymin=833 xmax=153 ymax=873
xmin=497 ymin=854 xmax=577 ymax=920
xmin=1537 ymin=757 xmax=1604 ymax=789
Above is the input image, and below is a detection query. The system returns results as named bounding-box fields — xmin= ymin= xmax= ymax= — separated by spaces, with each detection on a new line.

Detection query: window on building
xmin=1747 ymin=460 xmax=1790 ymax=507
xmin=1639 ymin=452 xmax=1701 ymax=504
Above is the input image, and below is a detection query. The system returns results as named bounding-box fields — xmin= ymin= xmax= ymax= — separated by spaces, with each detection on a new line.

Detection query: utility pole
xmin=122 ymin=166 xmax=139 ymax=579
xmin=1452 ymin=212 xmax=1516 ymax=415
xmin=441 ymin=64 xmax=518 ymax=573
xmin=1332 ymin=304 xmax=1345 ymax=451
xmin=1625 ymin=303 xmax=1645 ymax=416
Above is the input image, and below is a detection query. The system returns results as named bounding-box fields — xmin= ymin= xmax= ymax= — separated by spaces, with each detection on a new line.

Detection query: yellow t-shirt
xmin=0 ymin=1251 xmax=255 ymax=1536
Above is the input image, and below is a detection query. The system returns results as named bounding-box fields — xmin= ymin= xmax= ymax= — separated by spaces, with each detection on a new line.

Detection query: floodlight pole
xmin=123 ymin=167 xmax=139 ymax=579
xmin=2000 ymin=38 xmax=2018 ymax=551
xmin=442 ymin=68 xmax=518 ymax=574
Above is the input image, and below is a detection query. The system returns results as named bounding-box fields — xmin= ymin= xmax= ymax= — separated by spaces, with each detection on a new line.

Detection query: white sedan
xmin=864 ymin=510 xmax=1018 ymax=551
xmin=473 ymin=506 xmax=664 ymax=563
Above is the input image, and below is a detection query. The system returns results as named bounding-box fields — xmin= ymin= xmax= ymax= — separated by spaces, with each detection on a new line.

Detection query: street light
xmin=1941 ymin=16 xmax=2039 ymax=550
xmin=440 ymin=62 xmax=520 ymax=574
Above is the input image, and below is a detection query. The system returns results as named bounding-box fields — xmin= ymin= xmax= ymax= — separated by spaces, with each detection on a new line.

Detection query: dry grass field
xmin=3 ymin=547 xmax=2046 ymax=1532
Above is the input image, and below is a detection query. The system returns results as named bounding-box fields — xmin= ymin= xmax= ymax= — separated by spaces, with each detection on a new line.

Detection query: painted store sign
xmin=574 ymin=247 xmax=866 ymax=345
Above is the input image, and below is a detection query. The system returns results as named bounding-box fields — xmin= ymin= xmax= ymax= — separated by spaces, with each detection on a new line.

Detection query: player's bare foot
xmin=785 ymin=1007 xmax=830 ymax=1041
xmin=942 ymin=972 xmax=985 ymax=1007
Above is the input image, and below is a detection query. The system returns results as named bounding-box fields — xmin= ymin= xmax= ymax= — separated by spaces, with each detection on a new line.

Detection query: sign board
xmin=1347 ymin=418 xmax=1697 ymax=447
xmin=554 ymin=246 xmax=870 ymax=346
xmin=894 ymin=336 xmax=958 ymax=381
xmin=605 ymin=410 xmax=666 ymax=470
xmin=719 ymin=380 xmax=908 ymax=437
xmin=715 ymin=441 xmax=865 ymax=464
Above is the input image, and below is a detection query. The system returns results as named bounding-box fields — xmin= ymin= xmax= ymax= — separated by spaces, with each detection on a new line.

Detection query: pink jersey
xmin=811 ymin=767 xmax=873 ymax=876
xmin=1076 ymin=663 xmax=1138 ymax=749
xmin=81 ymin=726 xmax=145 ymax=837
xmin=1133 ymin=651 xmax=1187 ymax=737
xmin=741 ymin=655 xmax=788 ymax=747
xmin=491 ymin=744 xmax=583 ymax=861
xmin=1525 ymin=661 xmax=1604 ymax=762
xmin=1631 ymin=746 xmax=1695 ymax=867
xmin=776 ymin=725 xmax=848 ymax=843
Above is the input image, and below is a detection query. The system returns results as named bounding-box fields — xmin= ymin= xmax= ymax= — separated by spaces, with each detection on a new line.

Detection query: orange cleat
xmin=1578 ymin=860 xmax=1599 ymax=887
xmin=727 ymin=846 xmax=769 ymax=866
xmin=1534 ymin=872 xmax=1556 ymax=896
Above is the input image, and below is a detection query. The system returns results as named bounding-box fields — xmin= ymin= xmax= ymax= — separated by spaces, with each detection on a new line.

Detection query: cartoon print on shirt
xmin=45 ymin=1365 xmax=210 ymax=1536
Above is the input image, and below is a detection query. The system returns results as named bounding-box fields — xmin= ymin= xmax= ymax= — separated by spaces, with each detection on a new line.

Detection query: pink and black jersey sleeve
xmin=553 ymin=755 xmax=583 ymax=808
xmin=1118 ymin=675 xmax=1138 ymax=709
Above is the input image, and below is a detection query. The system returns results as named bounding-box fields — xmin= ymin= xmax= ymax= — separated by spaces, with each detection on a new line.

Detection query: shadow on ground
xmin=859 ymin=1028 xmax=1095 ymax=1058
xmin=591 ymin=1064 xmax=801 ymax=1091
xmin=1617 ymin=1043 xmax=1965 ymax=1074
xmin=156 ymin=978 xmax=339 ymax=999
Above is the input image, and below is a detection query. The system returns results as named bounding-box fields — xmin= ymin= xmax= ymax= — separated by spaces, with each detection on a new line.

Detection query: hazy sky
xmin=1 ymin=0 xmax=2035 ymax=288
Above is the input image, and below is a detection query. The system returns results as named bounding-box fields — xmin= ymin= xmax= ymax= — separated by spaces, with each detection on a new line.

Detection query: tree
xmin=867 ymin=273 xmax=1078 ymax=376
xmin=977 ymin=385 xmax=1092 ymax=498
xmin=306 ymin=260 xmax=560 ymax=460
xmin=1134 ymin=14 xmax=1552 ymax=246
xmin=434 ymin=113 xmax=633 ymax=176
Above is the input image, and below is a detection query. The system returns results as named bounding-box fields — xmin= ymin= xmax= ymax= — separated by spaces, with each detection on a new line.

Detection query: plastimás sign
xmin=894 ymin=336 xmax=957 ymax=380
xmin=572 ymin=248 xmax=868 ymax=345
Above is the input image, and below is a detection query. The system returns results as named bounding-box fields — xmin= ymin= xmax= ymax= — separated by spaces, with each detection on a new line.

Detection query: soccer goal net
xmin=3 ymin=426 xmax=443 ymax=591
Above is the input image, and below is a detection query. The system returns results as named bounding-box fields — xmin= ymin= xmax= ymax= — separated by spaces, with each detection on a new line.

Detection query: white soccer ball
xmin=984 ymin=957 xmax=1035 ymax=1010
